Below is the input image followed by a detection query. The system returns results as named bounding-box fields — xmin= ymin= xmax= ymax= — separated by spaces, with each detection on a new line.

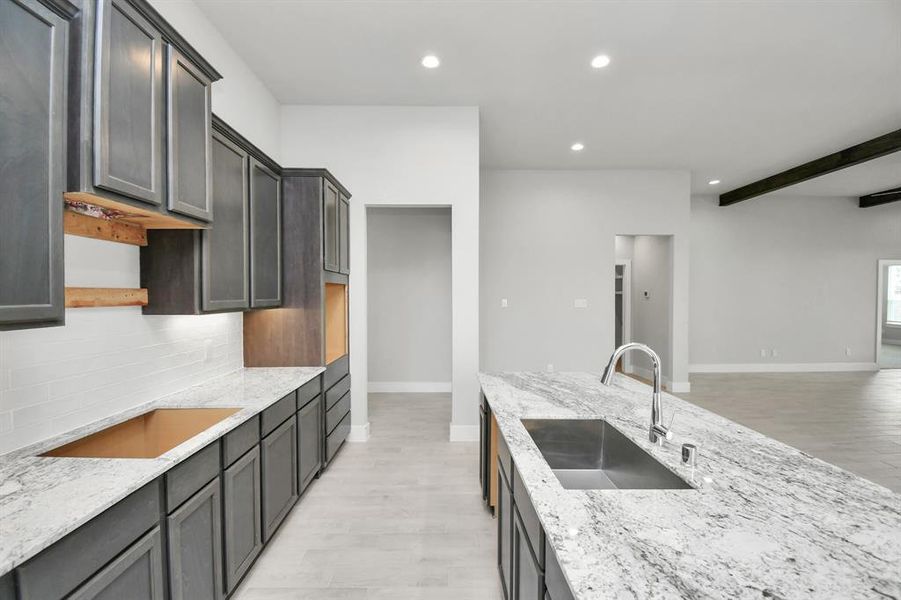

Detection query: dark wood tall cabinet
xmin=0 ymin=0 xmax=75 ymax=330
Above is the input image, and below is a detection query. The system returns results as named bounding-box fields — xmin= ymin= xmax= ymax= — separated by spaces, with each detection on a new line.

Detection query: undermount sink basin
xmin=42 ymin=407 xmax=241 ymax=459
xmin=521 ymin=418 xmax=693 ymax=490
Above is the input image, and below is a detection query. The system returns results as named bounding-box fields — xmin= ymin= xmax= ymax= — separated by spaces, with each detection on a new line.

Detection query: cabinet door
xmin=323 ymin=181 xmax=339 ymax=272
xmin=298 ymin=397 xmax=322 ymax=493
xmin=249 ymin=159 xmax=282 ymax=307
xmin=223 ymin=447 xmax=262 ymax=593
xmin=69 ymin=527 xmax=164 ymax=600
xmin=94 ymin=0 xmax=164 ymax=204
xmin=514 ymin=510 xmax=543 ymax=600
xmin=261 ymin=417 xmax=299 ymax=541
xmin=0 ymin=0 xmax=68 ymax=329
xmin=498 ymin=467 xmax=513 ymax=600
xmin=0 ymin=0 xmax=67 ymax=328
xmin=166 ymin=45 xmax=212 ymax=221
xmin=167 ymin=479 xmax=223 ymax=600
xmin=338 ymin=195 xmax=350 ymax=274
xmin=203 ymin=131 xmax=249 ymax=311
xmin=479 ymin=404 xmax=488 ymax=502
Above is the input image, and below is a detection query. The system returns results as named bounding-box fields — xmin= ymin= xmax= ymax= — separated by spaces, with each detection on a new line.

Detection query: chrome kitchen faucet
xmin=601 ymin=343 xmax=673 ymax=446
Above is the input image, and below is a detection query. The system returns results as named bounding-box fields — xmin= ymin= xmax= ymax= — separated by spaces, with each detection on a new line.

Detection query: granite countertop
xmin=0 ymin=366 xmax=324 ymax=576
xmin=480 ymin=371 xmax=901 ymax=600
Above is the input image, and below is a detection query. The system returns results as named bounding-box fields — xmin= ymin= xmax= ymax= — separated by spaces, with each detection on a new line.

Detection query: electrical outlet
xmin=771 ymin=348 xmax=779 ymax=358
xmin=574 ymin=298 xmax=588 ymax=309
xmin=547 ymin=364 xmax=555 ymax=372
xmin=501 ymin=298 xmax=508 ymax=308
xmin=760 ymin=349 xmax=768 ymax=358
xmin=845 ymin=347 xmax=852 ymax=357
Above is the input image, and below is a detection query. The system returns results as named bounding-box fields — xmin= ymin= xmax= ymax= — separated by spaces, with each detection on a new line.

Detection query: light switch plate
xmin=574 ymin=298 xmax=588 ymax=309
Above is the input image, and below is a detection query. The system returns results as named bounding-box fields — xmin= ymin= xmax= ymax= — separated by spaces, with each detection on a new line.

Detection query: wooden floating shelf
xmin=65 ymin=287 xmax=149 ymax=308
xmin=64 ymin=192 xmax=207 ymax=233
xmin=64 ymin=210 xmax=148 ymax=246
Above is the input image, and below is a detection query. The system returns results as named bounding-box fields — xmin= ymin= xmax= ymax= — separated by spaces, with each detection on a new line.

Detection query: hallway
xmin=234 ymin=393 xmax=502 ymax=599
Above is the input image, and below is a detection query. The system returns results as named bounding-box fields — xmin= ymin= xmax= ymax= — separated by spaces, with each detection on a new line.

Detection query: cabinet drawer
xmin=297 ymin=377 xmax=321 ymax=408
xmin=544 ymin=540 xmax=574 ymax=600
xmin=17 ymin=479 xmax=161 ymax=600
xmin=326 ymin=392 xmax=350 ymax=435
xmin=326 ymin=375 xmax=350 ymax=410
xmin=326 ymin=412 xmax=350 ymax=462
xmin=69 ymin=526 xmax=164 ymax=600
xmin=513 ymin=462 xmax=545 ymax=568
xmin=223 ymin=415 xmax=260 ymax=467
xmin=261 ymin=391 xmax=296 ymax=436
xmin=166 ymin=440 xmax=220 ymax=512
xmin=324 ymin=354 xmax=349 ymax=390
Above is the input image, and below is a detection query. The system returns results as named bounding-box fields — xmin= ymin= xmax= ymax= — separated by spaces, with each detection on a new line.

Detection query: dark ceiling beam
xmin=719 ymin=128 xmax=901 ymax=207
xmin=860 ymin=186 xmax=901 ymax=208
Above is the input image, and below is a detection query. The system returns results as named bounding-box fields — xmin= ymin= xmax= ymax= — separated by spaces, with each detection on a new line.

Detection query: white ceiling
xmin=194 ymin=0 xmax=901 ymax=195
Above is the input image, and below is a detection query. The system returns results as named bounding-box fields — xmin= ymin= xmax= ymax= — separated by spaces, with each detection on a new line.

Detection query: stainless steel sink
xmin=521 ymin=419 xmax=693 ymax=490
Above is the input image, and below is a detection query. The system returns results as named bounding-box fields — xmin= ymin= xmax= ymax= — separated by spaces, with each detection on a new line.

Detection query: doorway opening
xmin=366 ymin=207 xmax=453 ymax=429
xmin=876 ymin=259 xmax=901 ymax=369
xmin=614 ymin=235 xmax=674 ymax=387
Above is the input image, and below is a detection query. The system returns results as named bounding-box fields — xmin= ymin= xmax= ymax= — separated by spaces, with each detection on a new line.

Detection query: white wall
xmin=0 ymin=0 xmax=276 ymax=453
xmin=280 ymin=106 xmax=480 ymax=441
xmin=150 ymin=0 xmax=282 ymax=159
xmin=690 ymin=195 xmax=901 ymax=371
xmin=480 ymin=170 xmax=691 ymax=390
xmin=616 ymin=235 xmax=674 ymax=381
xmin=367 ymin=207 xmax=452 ymax=390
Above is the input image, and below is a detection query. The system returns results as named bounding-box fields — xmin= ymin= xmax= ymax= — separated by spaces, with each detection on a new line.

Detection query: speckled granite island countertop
xmin=0 ymin=367 xmax=324 ymax=576
xmin=480 ymin=372 xmax=901 ymax=600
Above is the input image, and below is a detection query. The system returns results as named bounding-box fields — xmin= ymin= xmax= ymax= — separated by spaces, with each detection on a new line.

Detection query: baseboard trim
xmin=627 ymin=367 xmax=690 ymax=393
xmin=449 ymin=424 xmax=479 ymax=442
xmin=348 ymin=422 xmax=370 ymax=442
xmin=669 ymin=381 xmax=691 ymax=393
xmin=689 ymin=362 xmax=879 ymax=374
xmin=368 ymin=381 xmax=452 ymax=393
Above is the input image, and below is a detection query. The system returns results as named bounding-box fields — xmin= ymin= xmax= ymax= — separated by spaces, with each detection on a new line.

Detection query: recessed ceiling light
xmin=708 ymin=179 xmax=721 ymax=185
xmin=590 ymin=55 xmax=611 ymax=69
xmin=421 ymin=55 xmax=440 ymax=69
xmin=571 ymin=142 xmax=585 ymax=152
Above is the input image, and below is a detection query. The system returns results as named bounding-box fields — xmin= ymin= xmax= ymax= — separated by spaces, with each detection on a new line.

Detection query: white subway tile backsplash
xmin=0 ymin=307 xmax=243 ymax=455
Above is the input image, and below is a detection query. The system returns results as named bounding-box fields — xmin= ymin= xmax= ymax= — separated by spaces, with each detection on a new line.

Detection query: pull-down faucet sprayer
xmin=601 ymin=343 xmax=673 ymax=446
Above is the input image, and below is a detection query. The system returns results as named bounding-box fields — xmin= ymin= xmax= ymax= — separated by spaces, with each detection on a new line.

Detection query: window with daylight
xmin=887 ymin=265 xmax=901 ymax=325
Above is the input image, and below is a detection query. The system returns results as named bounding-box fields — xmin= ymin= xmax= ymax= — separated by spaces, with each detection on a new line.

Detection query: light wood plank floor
xmin=234 ymin=392 xmax=503 ymax=600
xmin=677 ymin=370 xmax=901 ymax=493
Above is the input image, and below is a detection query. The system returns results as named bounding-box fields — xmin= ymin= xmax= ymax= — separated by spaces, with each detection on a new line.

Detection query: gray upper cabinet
xmin=203 ymin=128 xmax=249 ymax=311
xmin=323 ymin=181 xmax=340 ymax=272
xmin=167 ymin=479 xmax=223 ymax=600
xmin=0 ymin=0 xmax=72 ymax=330
xmin=249 ymin=158 xmax=282 ymax=308
xmin=93 ymin=0 xmax=164 ymax=205
xmin=339 ymin=194 xmax=350 ymax=274
xmin=166 ymin=44 xmax=213 ymax=221
xmin=68 ymin=527 xmax=165 ymax=600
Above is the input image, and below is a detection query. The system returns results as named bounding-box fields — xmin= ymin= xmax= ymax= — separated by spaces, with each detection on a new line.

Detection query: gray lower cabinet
xmin=223 ymin=446 xmax=263 ymax=593
xmin=261 ymin=417 xmax=299 ymax=541
xmin=0 ymin=0 xmax=71 ymax=330
xmin=94 ymin=0 xmax=165 ymax=205
xmin=167 ymin=478 xmax=223 ymax=600
xmin=544 ymin=541 xmax=574 ymax=600
xmin=297 ymin=396 xmax=322 ymax=493
xmin=513 ymin=509 xmax=543 ymax=600
xmin=249 ymin=158 xmax=282 ymax=308
xmin=203 ymin=127 xmax=250 ymax=311
xmin=498 ymin=464 xmax=513 ymax=600
xmin=0 ymin=572 xmax=14 ymax=600
xmin=166 ymin=44 xmax=213 ymax=221
xmin=69 ymin=527 xmax=165 ymax=600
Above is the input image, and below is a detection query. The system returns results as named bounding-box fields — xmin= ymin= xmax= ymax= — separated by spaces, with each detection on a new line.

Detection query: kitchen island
xmin=480 ymin=371 xmax=901 ymax=599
